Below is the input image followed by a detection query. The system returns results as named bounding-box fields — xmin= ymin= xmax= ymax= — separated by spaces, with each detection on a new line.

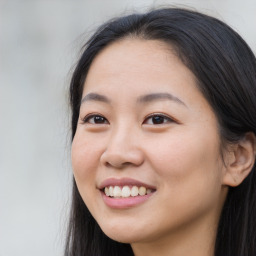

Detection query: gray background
xmin=1 ymin=0 xmax=255 ymax=255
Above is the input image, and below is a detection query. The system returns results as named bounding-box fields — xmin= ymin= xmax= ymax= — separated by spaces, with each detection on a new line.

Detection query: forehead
xmin=83 ymin=39 xmax=204 ymax=106
xmin=86 ymin=39 xmax=178 ymax=76
xmin=84 ymin=39 xmax=197 ymax=93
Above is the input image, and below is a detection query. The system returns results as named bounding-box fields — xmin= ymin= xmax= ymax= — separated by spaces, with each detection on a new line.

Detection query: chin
xmin=106 ymin=233 xmax=136 ymax=243
xmin=100 ymin=223 xmax=146 ymax=244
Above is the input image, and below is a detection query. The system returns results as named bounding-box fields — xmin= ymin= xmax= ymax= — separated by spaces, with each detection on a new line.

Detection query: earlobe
xmin=222 ymin=132 xmax=256 ymax=187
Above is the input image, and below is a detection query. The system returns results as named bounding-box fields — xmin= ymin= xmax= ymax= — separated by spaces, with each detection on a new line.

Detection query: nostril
xmin=105 ymin=161 xmax=132 ymax=169
xmin=105 ymin=162 xmax=112 ymax=168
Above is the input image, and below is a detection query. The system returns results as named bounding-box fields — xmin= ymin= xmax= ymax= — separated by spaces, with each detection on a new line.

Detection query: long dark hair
xmin=65 ymin=8 xmax=256 ymax=256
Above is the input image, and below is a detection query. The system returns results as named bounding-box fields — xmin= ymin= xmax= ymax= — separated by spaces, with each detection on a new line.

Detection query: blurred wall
xmin=0 ymin=0 xmax=255 ymax=255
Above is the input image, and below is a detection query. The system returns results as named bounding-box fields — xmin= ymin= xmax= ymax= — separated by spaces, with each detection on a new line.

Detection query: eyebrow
xmin=81 ymin=92 xmax=187 ymax=107
xmin=81 ymin=93 xmax=110 ymax=104
xmin=137 ymin=92 xmax=187 ymax=107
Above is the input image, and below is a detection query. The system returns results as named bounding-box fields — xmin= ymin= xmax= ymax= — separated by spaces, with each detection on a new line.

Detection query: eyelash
xmin=81 ymin=113 xmax=175 ymax=125
xmin=82 ymin=114 xmax=109 ymax=124
xmin=143 ymin=113 xmax=174 ymax=125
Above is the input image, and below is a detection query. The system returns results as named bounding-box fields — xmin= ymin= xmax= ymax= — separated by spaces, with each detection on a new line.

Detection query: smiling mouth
xmin=103 ymin=185 xmax=155 ymax=198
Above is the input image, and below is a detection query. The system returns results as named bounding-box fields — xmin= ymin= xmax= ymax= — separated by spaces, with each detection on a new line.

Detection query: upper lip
xmin=98 ymin=177 xmax=156 ymax=190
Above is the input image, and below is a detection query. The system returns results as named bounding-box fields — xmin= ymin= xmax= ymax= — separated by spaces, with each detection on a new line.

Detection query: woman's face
xmin=71 ymin=39 xmax=228 ymax=246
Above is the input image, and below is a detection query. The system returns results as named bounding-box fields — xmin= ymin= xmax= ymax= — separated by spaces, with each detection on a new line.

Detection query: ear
xmin=222 ymin=132 xmax=256 ymax=187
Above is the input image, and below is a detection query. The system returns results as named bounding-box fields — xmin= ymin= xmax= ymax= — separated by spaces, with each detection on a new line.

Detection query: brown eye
xmin=151 ymin=116 xmax=165 ymax=124
xmin=83 ymin=115 xmax=108 ymax=124
xmin=144 ymin=114 xmax=174 ymax=125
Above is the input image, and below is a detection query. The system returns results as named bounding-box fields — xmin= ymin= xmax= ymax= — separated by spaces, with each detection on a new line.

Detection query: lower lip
xmin=101 ymin=191 xmax=154 ymax=209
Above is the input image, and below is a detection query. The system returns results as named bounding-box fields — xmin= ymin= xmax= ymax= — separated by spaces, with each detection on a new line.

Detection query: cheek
xmin=141 ymin=130 xmax=224 ymax=231
xmin=71 ymin=132 xmax=102 ymax=185
xmin=71 ymin=133 xmax=106 ymax=215
xmin=146 ymin=128 xmax=222 ymax=193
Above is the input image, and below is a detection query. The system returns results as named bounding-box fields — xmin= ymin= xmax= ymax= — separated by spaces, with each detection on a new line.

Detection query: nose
xmin=100 ymin=126 xmax=144 ymax=169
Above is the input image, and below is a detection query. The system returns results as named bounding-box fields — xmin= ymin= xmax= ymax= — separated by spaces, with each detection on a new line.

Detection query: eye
xmin=82 ymin=114 xmax=109 ymax=124
xmin=143 ymin=114 xmax=174 ymax=125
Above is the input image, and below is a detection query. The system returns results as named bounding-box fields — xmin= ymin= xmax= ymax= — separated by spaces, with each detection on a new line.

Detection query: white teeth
xmin=131 ymin=186 xmax=139 ymax=197
xmin=113 ymin=186 xmax=122 ymax=197
xmin=109 ymin=186 xmax=114 ymax=197
xmin=138 ymin=186 xmax=146 ymax=196
xmin=104 ymin=187 xmax=109 ymax=196
xmin=122 ymin=186 xmax=131 ymax=197
xmin=146 ymin=188 xmax=152 ymax=195
xmin=104 ymin=185 xmax=153 ymax=198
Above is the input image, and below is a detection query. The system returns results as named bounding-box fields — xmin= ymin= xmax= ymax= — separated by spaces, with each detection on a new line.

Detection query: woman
xmin=65 ymin=8 xmax=256 ymax=256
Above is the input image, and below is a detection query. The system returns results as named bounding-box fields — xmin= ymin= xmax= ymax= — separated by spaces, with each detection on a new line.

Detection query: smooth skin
xmin=71 ymin=39 xmax=255 ymax=256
